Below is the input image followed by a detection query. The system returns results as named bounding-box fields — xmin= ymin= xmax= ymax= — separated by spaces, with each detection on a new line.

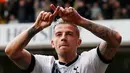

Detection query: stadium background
xmin=0 ymin=0 xmax=130 ymax=73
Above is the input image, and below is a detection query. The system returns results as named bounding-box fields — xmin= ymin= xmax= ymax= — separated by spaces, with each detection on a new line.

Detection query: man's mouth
xmin=59 ymin=44 xmax=69 ymax=47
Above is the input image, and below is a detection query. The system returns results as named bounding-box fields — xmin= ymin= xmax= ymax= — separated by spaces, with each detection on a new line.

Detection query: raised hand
xmin=34 ymin=6 xmax=59 ymax=31
xmin=50 ymin=4 xmax=82 ymax=24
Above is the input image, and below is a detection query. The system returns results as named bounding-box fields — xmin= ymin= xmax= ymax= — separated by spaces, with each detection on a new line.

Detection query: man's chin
xmin=59 ymin=47 xmax=69 ymax=52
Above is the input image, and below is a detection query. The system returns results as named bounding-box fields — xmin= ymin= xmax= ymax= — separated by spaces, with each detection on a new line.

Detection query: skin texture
xmin=5 ymin=4 xmax=122 ymax=70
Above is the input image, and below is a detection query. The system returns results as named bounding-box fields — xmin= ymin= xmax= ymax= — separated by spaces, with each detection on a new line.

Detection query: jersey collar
xmin=59 ymin=55 xmax=79 ymax=67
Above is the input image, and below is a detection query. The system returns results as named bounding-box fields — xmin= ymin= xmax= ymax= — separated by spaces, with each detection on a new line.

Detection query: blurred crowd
xmin=0 ymin=0 xmax=130 ymax=24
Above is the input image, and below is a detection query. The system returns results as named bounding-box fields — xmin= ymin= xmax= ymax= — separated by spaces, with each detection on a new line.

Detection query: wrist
xmin=33 ymin=22 xmax=43 ymax=32
xmin=28 ymin=25 xmax=40 ymax=37
xmin=77 ymin=17 xmax=89 ymax=26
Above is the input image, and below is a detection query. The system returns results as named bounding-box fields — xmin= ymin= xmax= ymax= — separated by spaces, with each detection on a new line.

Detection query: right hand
xmin=34 ymin=6 xmax=59 ymax=31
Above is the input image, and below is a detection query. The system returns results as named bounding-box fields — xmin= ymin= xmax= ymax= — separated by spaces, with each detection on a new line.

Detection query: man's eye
xmin=67 ymin=32 xmax=72 ymax=35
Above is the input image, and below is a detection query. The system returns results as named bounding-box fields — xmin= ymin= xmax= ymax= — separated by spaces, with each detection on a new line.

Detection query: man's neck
xmin=58 ymin=53 xmax=77 ymax=64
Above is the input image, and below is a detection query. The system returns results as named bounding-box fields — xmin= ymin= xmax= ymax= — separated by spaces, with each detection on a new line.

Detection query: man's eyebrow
xmin=66 ymin=31 xmax=73 ymax=33
xmin=55 ymin=31 xmax=61 ymax=33
xmin=54 ymin=31 xmax=62 ymax=34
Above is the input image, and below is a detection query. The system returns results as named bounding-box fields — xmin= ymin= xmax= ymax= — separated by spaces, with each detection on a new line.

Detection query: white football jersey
xmin=29 ymin=48 xmax=110 ymax=73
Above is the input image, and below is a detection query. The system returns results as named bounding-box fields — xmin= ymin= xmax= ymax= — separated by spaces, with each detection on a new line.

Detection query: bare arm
xmin=5 ymin=25 xmax=39 ymax=69
xmin=78 ymin=18 xmax=122 ymax=61
xmin=5 ymin=7 xmax=59 ymax=70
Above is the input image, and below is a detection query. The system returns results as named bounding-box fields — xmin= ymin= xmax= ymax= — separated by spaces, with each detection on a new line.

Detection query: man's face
xmin=51 ymin=24 xmax=81 ymax=55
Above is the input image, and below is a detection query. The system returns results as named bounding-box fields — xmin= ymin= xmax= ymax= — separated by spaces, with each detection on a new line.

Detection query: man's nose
xmin=61 ymin=34 xmax=67 ymax=41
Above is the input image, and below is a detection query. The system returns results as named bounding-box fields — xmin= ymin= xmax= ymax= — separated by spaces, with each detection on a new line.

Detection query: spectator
xmin=127 ymin=4 xmax=130 ymax=18
xmin=64 ymin=1 xmax=71 ymax=7
xmin=0 ymin=16 xmax=6 ymax=24
xmin=25 ymin=0 xmax=35 ymax=23
xmin=120 ymin=8 xmax=129 ymax=19
xmin=91 ymin=2 xmax=103 ymax=20
xmin=18 ymin=0 xmax=26 ymax=23
xmin=0 ymin=1 xmax=8 ymax=24
xmin=7 ymin=0 xmax=18 ymax=23
xmin=76 ymin=0 xmax=91 ymax=19
xmin=8 ymin=14 xmax=18 ymax=24
xmin=102 ymin=2 xmax=111 ymax=19
xmin=113 ymin=1 xmax=121 ymax=19
xmin=42 ymin=0 xmax=52 ymax=12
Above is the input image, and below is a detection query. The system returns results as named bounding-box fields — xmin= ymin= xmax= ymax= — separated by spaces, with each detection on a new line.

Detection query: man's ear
xmin=51 ymin=40 xmax=55 ymax=48
xmin=77 ymin=39 xmax=82 ymax=47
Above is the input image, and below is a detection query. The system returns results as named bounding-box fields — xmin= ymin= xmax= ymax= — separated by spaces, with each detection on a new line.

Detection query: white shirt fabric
xmin=31 ymin=48 xmax=109 ymax=73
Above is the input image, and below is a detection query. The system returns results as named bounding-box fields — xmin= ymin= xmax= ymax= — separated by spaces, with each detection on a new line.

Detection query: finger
xmin=59 ymin=7 xmax=65 ymax=16
xmin=63 ymin=7 xmax=70 ymax=15
xmin=69 ymin=7 xmax=73 ymax=9
xmin=65 ymin=7 xmax=69 ymax=10
xmin=52 ymin=6 xmax=60 ymax=18
xmin=49 ymin=14 xmax=53 ymax=21
xmin=68 ymin=7 xmax=73 ymax=12
xmin=41 ymin=12 xmax=47 ymax=20
xmin=50 ymin=4 xmax=56 ymax=11
xmin=59 ymin=7 xmax=65 ymax=12
xmin=37 ymin=11 xmax=44 ymax=19
xmin=65 ymin=7 xmax=73 ymax=13
xmin=36 ymin=11 xmax=44 ymax=22
xmin=44 ymin=12 xmax=51 ymax=20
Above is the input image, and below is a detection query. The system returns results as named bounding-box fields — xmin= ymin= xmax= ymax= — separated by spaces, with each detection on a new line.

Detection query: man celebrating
xmin=5 ymin=4 xmax=121 ymax=73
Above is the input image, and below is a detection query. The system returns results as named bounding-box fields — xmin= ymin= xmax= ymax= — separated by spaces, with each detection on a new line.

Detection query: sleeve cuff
xmin=97 ymin=47 xmax=113 ymax=64
xmin=22 ymin=54 xmax=35 ymax=73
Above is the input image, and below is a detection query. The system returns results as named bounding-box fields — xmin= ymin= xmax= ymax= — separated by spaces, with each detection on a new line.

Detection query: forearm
xmin=5 ymin=25 xmax=40 ymax=57
xmin=78 ymin=17 xmax=121 ymax=47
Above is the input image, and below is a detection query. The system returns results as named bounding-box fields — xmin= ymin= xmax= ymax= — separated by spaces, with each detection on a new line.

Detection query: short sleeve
xmin=31 ymin=55 xmax=55 ymax=73
xmin=80 ymin=48 xmax=109 ymax=73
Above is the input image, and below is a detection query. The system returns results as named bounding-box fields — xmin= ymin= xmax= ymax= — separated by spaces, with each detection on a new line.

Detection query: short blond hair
xmin=53 ymin=18 xmax=80 ymax=38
